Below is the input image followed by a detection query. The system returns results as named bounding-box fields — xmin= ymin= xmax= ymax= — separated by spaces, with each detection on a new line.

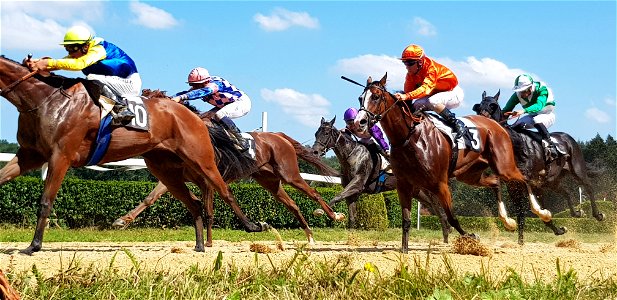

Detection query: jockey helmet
xmin=513 ymin=74 xmax=534 ymax=92
xmin=60 ymin=26 xmax=93 ymax=45
xmin=400 ymin=44 xmax=425 ymax=61
xmin=187 ymin=67 xmax=210 ymax=84
xmin=343 ymin=107 xmax=358 ymax=121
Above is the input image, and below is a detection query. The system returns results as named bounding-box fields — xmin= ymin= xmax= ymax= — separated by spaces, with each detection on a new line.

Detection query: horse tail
xmin=276 ymin=133 xmax=340 ymax=177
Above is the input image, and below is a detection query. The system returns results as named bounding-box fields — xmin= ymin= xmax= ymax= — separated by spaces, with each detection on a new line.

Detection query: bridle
xmin=314 ymin=125 xmax=344 ymax=155
xmin=357 ymin=82 xmax=402 ymax=126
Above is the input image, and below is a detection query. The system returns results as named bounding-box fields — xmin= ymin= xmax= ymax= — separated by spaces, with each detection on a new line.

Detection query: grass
xmin=1 ymin=226 xmax=616 ymax=299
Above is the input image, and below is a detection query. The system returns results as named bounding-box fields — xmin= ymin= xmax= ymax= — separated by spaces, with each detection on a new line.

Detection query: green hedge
xmin=0 ymin=177 xmax=614 ymax=234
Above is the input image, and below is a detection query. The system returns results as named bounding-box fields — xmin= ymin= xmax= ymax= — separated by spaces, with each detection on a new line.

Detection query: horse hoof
xmin=259 ymin=222 xmax=272 ymax=231
xmin=313 ymin=209 xmax=325 ymax=217
xmin=112 ymin=219 xmax=126 ymax=228
xmin=595 ymin=213 xmax=605 ymax=221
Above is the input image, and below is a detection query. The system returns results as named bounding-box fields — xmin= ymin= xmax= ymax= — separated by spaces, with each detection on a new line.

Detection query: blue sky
xmin=1 ymin=1 xmax=615 ymax=150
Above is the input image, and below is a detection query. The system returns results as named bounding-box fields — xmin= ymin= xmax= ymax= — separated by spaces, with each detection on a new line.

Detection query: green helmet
xmin=60 ymin=26 xmax=92 ymax=45
xmin=512 ymin=74 xmax=534 ymax=92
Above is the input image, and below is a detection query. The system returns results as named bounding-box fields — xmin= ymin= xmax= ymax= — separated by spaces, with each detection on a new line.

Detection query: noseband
xmin=358 ymin=83 xmax=401 ymax=127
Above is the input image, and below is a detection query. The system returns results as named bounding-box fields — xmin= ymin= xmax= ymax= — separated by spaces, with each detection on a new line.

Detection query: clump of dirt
xmin=599 ymin=243 xmax=615 ymax=253
xmin=555 ymin=239 xmax=581 ymax=249
xmin=452 ymin=236 xmax=492 ymax=257
xmin=250 ymin=243 xmax=279 ymax=254
xmin=170 ymin=247 xmax=186 ymax=254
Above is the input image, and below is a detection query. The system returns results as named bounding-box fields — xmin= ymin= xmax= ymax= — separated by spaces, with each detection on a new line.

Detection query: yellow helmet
xmin=60 ymin=26 xmax=92 ymax=45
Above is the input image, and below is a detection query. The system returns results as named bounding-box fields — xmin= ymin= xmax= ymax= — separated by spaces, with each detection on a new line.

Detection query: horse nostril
xmin=313 ymin=150 xmax=319 ymax=155
xmin=359 ymin=119 xmax=367 ymax=125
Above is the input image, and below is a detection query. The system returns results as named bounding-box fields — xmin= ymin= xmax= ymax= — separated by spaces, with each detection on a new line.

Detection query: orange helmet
xmin=400 ymin=44 xmax=425 ymax=61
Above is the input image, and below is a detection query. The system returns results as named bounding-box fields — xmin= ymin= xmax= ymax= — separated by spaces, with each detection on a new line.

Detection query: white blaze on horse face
xmin=356 ymin=89 xmax=374 ymax=131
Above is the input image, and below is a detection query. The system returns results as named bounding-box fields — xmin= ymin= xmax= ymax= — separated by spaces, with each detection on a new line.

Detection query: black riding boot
xmin=534 ymin=123 xmax=558 ymax=161
xmin=220 ymin=116 xmax=249 ymax=152
xmin=102 ymin=86 xmax=135 ymax=125
xmin=439 ymin=108 xmax=470 ymax=146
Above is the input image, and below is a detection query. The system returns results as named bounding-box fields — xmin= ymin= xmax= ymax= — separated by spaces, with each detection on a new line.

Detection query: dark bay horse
xmin=0 ymin=56 xmax=269 ymax=254
xmin=311 ymin=116 xmax=452 ymax=242
xmin=473 ymin=90 xmax=604 ymax=242
xmin=112 ymin=120 xmax=345 ymax=245
xmin=354 ymin=74 xmax=548 ymax=252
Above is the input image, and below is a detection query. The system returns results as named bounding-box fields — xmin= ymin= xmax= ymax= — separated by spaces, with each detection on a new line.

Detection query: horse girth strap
xmin=0 ymin=70 xmax=39 ymax=97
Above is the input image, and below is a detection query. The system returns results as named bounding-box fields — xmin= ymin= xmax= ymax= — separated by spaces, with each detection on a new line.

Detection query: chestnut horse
xmin=311 ymin=116 xmax=452 ymax=242
xmin=354 ymin=74 xmax=549 ymax=252
xmin=112 ymin=119 xmax=345 ymax=245
xmin=0 ymin=56 xmax=268 ymax=254
xmin=473 ymin=90 xmax=605 ymax=243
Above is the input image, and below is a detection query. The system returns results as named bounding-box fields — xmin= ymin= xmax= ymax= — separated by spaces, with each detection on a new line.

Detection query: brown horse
xmin=0 ymin=56 xmax=269 ymax=254
xmin=354 ymin=74 xmax=549 ymax=252
xmin=112 ymin=116 xmax=345 ymax=245
xmin=311 ymin=116 xmax=452 ymax=243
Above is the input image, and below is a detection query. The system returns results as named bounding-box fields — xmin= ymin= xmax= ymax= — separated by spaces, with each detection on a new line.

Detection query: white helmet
xmin=512 ymin=74 xmax=534 ymax=92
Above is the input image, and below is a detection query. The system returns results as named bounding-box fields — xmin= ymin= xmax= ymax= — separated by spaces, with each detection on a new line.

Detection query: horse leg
xmin=524 ymin=183 xmax=552 ymax=222
xmin=534 ymin=187 xmax=567 ymax=236
xmin=568 ymin=143 xmax=604 ymax=221
xmin=433 ymin=181 xmax=469 ymax=237
xmin=553 ymin=186 xmax=582 ymax=217
xmin=279 ymin=171 xmax=345 ymax=222
xmin=112 ymin=181 xmax=169 ymax=228
xmin=22 ymin=154 xmax=71 ymax=255
xmin=396 ymin=182 xmax=416 ymax=253
xmin=253 ymin=175 xmax=314 ymax=244
xmin=202 ymin=185 xmax=215 ymax=247
xmin=415 ymin=190 xmax=451 ymax=243
xmin=146 ymin=164 xmax=206 ymax=252
xmin=0 ymin=149 xmax=45 ymax=185
xmin=345 ymin=195 xmax=359 ymax=229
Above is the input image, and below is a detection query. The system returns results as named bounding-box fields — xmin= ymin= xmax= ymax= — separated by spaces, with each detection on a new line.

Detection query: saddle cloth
xmin=99 ymin=95 xmax=149 ymax=131
xmin=427 ymin=114 xmax=481 ymax=152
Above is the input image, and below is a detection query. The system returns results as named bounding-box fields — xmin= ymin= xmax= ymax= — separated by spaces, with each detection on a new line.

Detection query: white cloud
xmin=0 ymin=1 xmax=103 ymax=50
xmin=254 ymin=8 xmax=319 ymax=32
xmin=130 ymin=1 xmax=178 ymax=29
xmin=585 ymin=107 xmax=611 ymax=123
xmin=413 ymin=17 xmax=437 ymax=36
xmin=333 ymin=54 xmax=407 ymax=90
xmin=261 ymin=88 xmax=330 ymax=127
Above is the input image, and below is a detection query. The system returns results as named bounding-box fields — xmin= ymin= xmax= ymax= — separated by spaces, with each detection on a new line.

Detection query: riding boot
xmin=220 ymin=116 xmax=249 ymax=152
xmin=102 ymin=86 xmax=135 ymax=125
xmin=534 ymin=123 xmax=558 ymax=161
xmin=439 ymin=108 xmax=471 ymax=146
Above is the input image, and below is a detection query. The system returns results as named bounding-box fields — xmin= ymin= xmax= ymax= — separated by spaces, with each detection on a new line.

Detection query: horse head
xmin=473 ymin=90 xmax=505 ymax=123
xmin=311 ymin=116 xmax=339 ymax=157
xmin=355 ymin=73 xmax=394 ymax=133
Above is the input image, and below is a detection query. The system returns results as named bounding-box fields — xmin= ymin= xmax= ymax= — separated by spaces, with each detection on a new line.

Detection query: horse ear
xmin=380 ymin=73 xmax=387 ymax=86
xmin=367 ymin=76 xmax=373 ymax=85
xmin=482 ymin=91 xmax=487 ymax=99
xmin=321 ymin=117 xmax=326 ymax=124
xmin=495 ymin=89 xmax=500 ymax=100
xmin=331 ymin=116 xmax=336 ymax=124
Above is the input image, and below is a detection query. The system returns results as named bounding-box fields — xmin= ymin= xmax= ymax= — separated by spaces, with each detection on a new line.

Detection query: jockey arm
xmin=370 ymin=124 xmax=389 ymax=151
xmin=27 ymin=44 xmax=106 ymax=72
xmin=172 ymin=82 xmax=219 ymax=103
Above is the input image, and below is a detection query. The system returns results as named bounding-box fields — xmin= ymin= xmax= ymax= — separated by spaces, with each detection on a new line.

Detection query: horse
xmin=472 ymin=90 xmax=604 ymax=242
xmin=112 ymin=94 xmax=345 ymax=244
xmin=354 ymin=74 xmax=549 ymax=252
xmin=0 ymin=56 xmax=270 ymax=254
xmin=311 ymin=116 xmax=452 ymax=242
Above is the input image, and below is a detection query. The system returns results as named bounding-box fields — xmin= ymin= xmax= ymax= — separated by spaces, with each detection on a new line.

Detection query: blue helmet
xmin=343 ymin=107 xmax=358 ymax=121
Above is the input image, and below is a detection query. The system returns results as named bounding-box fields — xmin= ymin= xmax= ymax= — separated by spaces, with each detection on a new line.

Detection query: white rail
xmin=0 ymin=153 xmax=340 ymax=184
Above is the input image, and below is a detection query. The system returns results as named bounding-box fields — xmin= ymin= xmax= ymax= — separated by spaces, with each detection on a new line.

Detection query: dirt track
xmin=2 ymin=237 xmax=616 ymax=283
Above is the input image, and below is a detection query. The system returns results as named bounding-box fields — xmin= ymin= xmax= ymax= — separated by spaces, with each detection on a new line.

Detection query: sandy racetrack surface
xmin=2 ymin=238 xmax=616 ymax=283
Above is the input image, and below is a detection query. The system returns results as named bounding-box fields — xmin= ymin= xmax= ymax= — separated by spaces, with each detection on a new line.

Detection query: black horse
xmin=311 ymin=116 xmax=452 ymax=243
xmin=473 ymin=90 xmax=605 ymax=243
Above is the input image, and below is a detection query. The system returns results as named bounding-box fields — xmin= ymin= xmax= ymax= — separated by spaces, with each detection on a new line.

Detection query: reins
xmin=0 ymin=70 xmax=39 ymax=98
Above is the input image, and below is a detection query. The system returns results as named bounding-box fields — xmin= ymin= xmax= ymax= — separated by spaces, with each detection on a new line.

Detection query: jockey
xmin=343 ymin=107 xmax=390 ymax=161
xmin=171 ymin=67 xmax=251 ymax=152
xmin=393 ymin=44 xmax=471 ymax=146
xmin=26 ymin=25 xmax=137 ymax=124
xmin=503 ymin=74 xmax=559 ymax=160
